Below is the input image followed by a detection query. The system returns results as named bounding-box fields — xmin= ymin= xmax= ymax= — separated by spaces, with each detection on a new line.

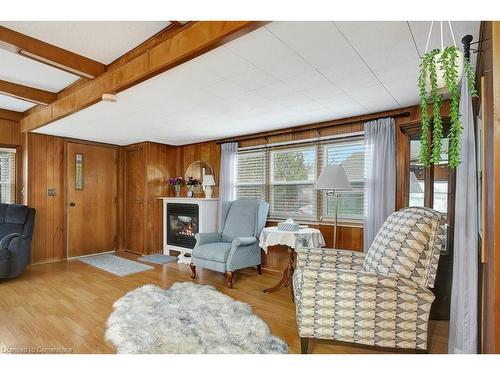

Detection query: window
xmin=236 ymin=151 xmax=266 ymax=202
xmin=0 ymin=148 xmax=16 ymax=204
xmin=236 ymin=136 xmax=365 ymax=222
xmin=322 ymin=139 xmax=365 ymax=220
xmin=270 ymin=147 xmax=316 ymax=219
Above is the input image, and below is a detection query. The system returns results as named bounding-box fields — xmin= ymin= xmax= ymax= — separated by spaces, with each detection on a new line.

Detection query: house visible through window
xmin=236 ymin=136 xmax=365 ymax=222
xmin=0 ymin=148 xmax=16 ymax=204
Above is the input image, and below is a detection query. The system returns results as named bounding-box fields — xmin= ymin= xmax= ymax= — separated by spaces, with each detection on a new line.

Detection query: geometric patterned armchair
xmin=293 ymin=207 xmax=446 ymax=353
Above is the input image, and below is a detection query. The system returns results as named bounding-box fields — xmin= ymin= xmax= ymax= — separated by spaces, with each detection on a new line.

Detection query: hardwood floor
xmin=0 ymin=251 xmax=449 ymax=354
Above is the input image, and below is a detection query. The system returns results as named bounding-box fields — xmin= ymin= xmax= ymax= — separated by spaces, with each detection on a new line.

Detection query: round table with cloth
xmin=259 ymin=227 xmax=325 ymax=299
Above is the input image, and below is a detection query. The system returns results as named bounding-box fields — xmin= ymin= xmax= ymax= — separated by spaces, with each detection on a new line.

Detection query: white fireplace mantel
xmin=158 ymin=197 xmax=218 ymax=264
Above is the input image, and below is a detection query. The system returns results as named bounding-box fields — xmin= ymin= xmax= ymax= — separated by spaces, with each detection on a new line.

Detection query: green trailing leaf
xmin=418 ymin=45 xmax=477 ymax=169
xmin=418 ymin=54 xmax=431 ymax=166
xmin=464 ymin=58 xmax=478 ymax=97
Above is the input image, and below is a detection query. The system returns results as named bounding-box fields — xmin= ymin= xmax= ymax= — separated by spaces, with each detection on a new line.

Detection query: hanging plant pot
xmin=418 ymin=46 xmax=477 ymax=169
xmin=424 ymin=50 xmax=464 ymax=95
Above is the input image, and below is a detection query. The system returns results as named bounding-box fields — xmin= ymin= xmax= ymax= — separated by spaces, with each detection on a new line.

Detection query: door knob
xmin=70 ymin=202 xmax=76 ymax=207
xmin=136 ymin=200 xmax=143 ymax=204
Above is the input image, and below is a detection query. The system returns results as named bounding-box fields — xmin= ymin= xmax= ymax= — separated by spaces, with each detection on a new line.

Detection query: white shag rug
xmin=105 ymin=282 xmax=288 ymax=354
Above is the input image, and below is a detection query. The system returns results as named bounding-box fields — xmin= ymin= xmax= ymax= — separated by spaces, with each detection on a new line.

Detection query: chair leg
xmin=189 ymin=264 xmax=196 ymax=279
xmin=300 ymin=337 xmax=309 ymax=354
xmin=257 ymin=265 xmax=262 ymax=275
xmin=225 ymin=271 xmax=234 ymax=288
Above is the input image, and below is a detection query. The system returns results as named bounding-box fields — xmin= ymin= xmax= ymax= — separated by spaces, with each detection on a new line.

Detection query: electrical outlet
xmin=47 ymin=188 xmax=56 ymax=196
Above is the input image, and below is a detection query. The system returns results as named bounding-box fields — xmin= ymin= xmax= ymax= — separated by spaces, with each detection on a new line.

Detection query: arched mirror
xmin=185 ymin=161 xmax=215 ymax=196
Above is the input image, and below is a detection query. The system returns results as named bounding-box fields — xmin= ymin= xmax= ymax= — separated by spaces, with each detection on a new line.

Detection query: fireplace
xmin=167 ymin=203 xmax=199 ymax=249
xmin=161 ymin=198 xmax=218 ymax=264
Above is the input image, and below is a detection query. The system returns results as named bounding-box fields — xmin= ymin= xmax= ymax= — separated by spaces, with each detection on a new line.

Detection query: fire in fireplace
xmin=167 ymin=203 xmax=199 ymax=249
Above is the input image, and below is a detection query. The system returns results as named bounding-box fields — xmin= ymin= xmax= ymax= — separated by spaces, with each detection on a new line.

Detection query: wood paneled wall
xmin=477 ymin=21 xmax=500 ymax=354
xmin=176 ymin=141 xmax=221 ymax=198
xmin=28 ymin=133 xmax=65 ymax=264
xmin=145 ymin=142 xmax=177 ymax=253
xmin=0 ymin=118 xmax=21 ymax=146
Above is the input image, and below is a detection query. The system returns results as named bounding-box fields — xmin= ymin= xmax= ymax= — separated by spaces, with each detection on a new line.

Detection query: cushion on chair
xmin=362 ymin=207 xmax=445 ymax=287
xmin=222 ymin=200 xmax=260 ymax=239
xmin=192 ymin=242 xmax=232 ymax=263
xmin=5 ymin=204 xmax=30 ymax=225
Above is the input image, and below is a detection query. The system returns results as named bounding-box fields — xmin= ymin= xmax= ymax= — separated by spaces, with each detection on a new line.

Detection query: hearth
xmin=167 ymin=203 xmax=199 ymax=249
xmin=160 ymin=197 xmax=218 ymax=264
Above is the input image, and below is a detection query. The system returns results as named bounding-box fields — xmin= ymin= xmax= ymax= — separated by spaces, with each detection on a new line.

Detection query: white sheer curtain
xmin=448 ymin=77 xmax=478 ymax=353
xmin=363 ymin=117 xmax=396 ymax=251
xmin=218 ymin=142 xmax=238 ymax=230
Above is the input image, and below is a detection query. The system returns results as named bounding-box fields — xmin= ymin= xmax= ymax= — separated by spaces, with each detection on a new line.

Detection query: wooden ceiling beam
xmin=20 ymin=21 xmax=266 ymax=133
xmin=0 ymin=26 xmax=106 ymax=78
xmin=0 ymin=108 xmax=22 ymax=122
xmin=0 ymin=79 xmax=57 ymax=105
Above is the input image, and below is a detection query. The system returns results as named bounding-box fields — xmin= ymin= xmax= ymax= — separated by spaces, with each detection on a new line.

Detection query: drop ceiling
xmin=0 ymin=21 xmax=171 ymax=64
xmin=31 ymin=21 xmax=480 ymax=146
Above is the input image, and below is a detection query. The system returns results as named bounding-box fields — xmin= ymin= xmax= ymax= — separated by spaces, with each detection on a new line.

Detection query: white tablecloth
xmin=259 ymin=227 xmax=325 ymax=253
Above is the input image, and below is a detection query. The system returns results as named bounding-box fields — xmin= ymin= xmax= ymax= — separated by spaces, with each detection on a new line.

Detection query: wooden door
xmin=125 ymin=147 xmax=146 ymax=253
xmin=67 ymin=142 xmax=117 ymax=258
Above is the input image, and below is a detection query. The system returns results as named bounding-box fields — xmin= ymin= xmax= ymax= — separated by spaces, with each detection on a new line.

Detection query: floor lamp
xmin=314 ymin=164 xmax=352 ymax=249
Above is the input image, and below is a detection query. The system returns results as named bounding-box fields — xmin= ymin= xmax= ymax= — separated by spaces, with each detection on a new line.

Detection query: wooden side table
xmin=259 ymin=227 xmax=325 ymax=300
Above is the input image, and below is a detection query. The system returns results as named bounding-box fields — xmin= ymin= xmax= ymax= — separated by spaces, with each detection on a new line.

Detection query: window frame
xmin=236 ymin=134 xmax=365 ymax=224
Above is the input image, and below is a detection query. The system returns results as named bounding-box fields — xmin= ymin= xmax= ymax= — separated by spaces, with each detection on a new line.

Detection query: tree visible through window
xmin=0 ymin=148 xmax=16 ymax=204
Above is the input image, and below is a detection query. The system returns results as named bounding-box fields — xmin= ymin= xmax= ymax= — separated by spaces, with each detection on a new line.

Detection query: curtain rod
xmin=216 ymin=111 xmax=411 ymax=144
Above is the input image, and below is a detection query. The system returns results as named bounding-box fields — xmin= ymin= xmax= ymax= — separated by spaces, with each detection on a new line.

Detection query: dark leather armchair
xmin=0 ymin=204 xmax=36 ymax=279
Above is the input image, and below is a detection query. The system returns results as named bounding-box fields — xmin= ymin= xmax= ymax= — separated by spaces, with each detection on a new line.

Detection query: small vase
xmin=187 ymin=186 xmax=194 ymax=198
xmin=174 ymin=185 xmax=181 ymax=197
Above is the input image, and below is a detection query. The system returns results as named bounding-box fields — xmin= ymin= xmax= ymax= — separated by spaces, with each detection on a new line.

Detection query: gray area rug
xmin=79 ymin=254 xmax=154 ymax=276
xmin=105 ymin=282 xmax=288 ymax=354
xmin=138 ymin=254 xmax=178 ymax=265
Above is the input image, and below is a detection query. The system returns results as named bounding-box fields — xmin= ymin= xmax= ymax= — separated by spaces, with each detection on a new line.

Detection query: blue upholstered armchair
xmin=0 ymin=204 xmax=36 ymax=279
xmin=190 ymin=199 xmax=269 ymax=288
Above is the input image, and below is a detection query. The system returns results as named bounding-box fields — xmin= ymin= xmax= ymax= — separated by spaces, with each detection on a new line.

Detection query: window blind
xmin=0 ymin=149 xmax=16 ymax=204
xmin=236 ymin=135 xmax=365 ymax=222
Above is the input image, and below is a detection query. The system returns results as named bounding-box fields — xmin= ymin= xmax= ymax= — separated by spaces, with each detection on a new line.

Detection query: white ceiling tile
xmin=335 ymin=21 xmax=419 ymax=71
xmin=334 ymin=71 xmax=380 ymax=92
xmin=0 ymin=94 xmax=35 ymax=111
xmin=229 ymin=68 xmax=279 ymax=91
xmin=193 ymin=47 xmax=255 ymax=79
xmin=250 ymin=81 xmax=296 ymax=100
xmin=301 ymin=83 xmax=343 ymax=101
xmin=0 ymin=21 xmax=170 ymax=64
xmin=0 ymin=49 xmax=79 ymax=92
xmin=267 ymin=22 xmax=358 ymax=70
xmin=226 ymin=27 xmax=292 ymax=66
xmin=282 ymin=70 xmax=331 ymax=91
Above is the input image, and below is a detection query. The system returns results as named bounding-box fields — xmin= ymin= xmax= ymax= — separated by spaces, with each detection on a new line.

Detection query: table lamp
xmin=314 ymin=164 xmax=352 ymax=248
xmin=203 ymin=175 xmax=216 ymax=198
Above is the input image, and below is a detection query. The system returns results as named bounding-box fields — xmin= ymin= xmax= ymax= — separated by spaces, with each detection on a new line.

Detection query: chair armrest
xmin=194 ymin=232 xmax=222 ymax=246
xmin=0 ymin=233 xmax=23 ymax=249
xmin=296 ymin=247 xmax=366 ymax=271
xmin=231 ymin=237 xmax=257 ymax=247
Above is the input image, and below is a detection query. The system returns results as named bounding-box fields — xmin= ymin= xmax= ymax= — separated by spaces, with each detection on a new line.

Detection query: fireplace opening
xmin=167 ymin=203 xmax=199 ymax=249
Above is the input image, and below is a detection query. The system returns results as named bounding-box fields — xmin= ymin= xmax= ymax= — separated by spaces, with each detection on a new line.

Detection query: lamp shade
xmin=314 ymin=164 xmax=352 ymax=191
xmin=203 ymin=174 xmax=216 ymax=186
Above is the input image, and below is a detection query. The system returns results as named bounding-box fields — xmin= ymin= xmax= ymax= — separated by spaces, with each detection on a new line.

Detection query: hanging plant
xmin=418 ymin=23 xmax=478 ymax=168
